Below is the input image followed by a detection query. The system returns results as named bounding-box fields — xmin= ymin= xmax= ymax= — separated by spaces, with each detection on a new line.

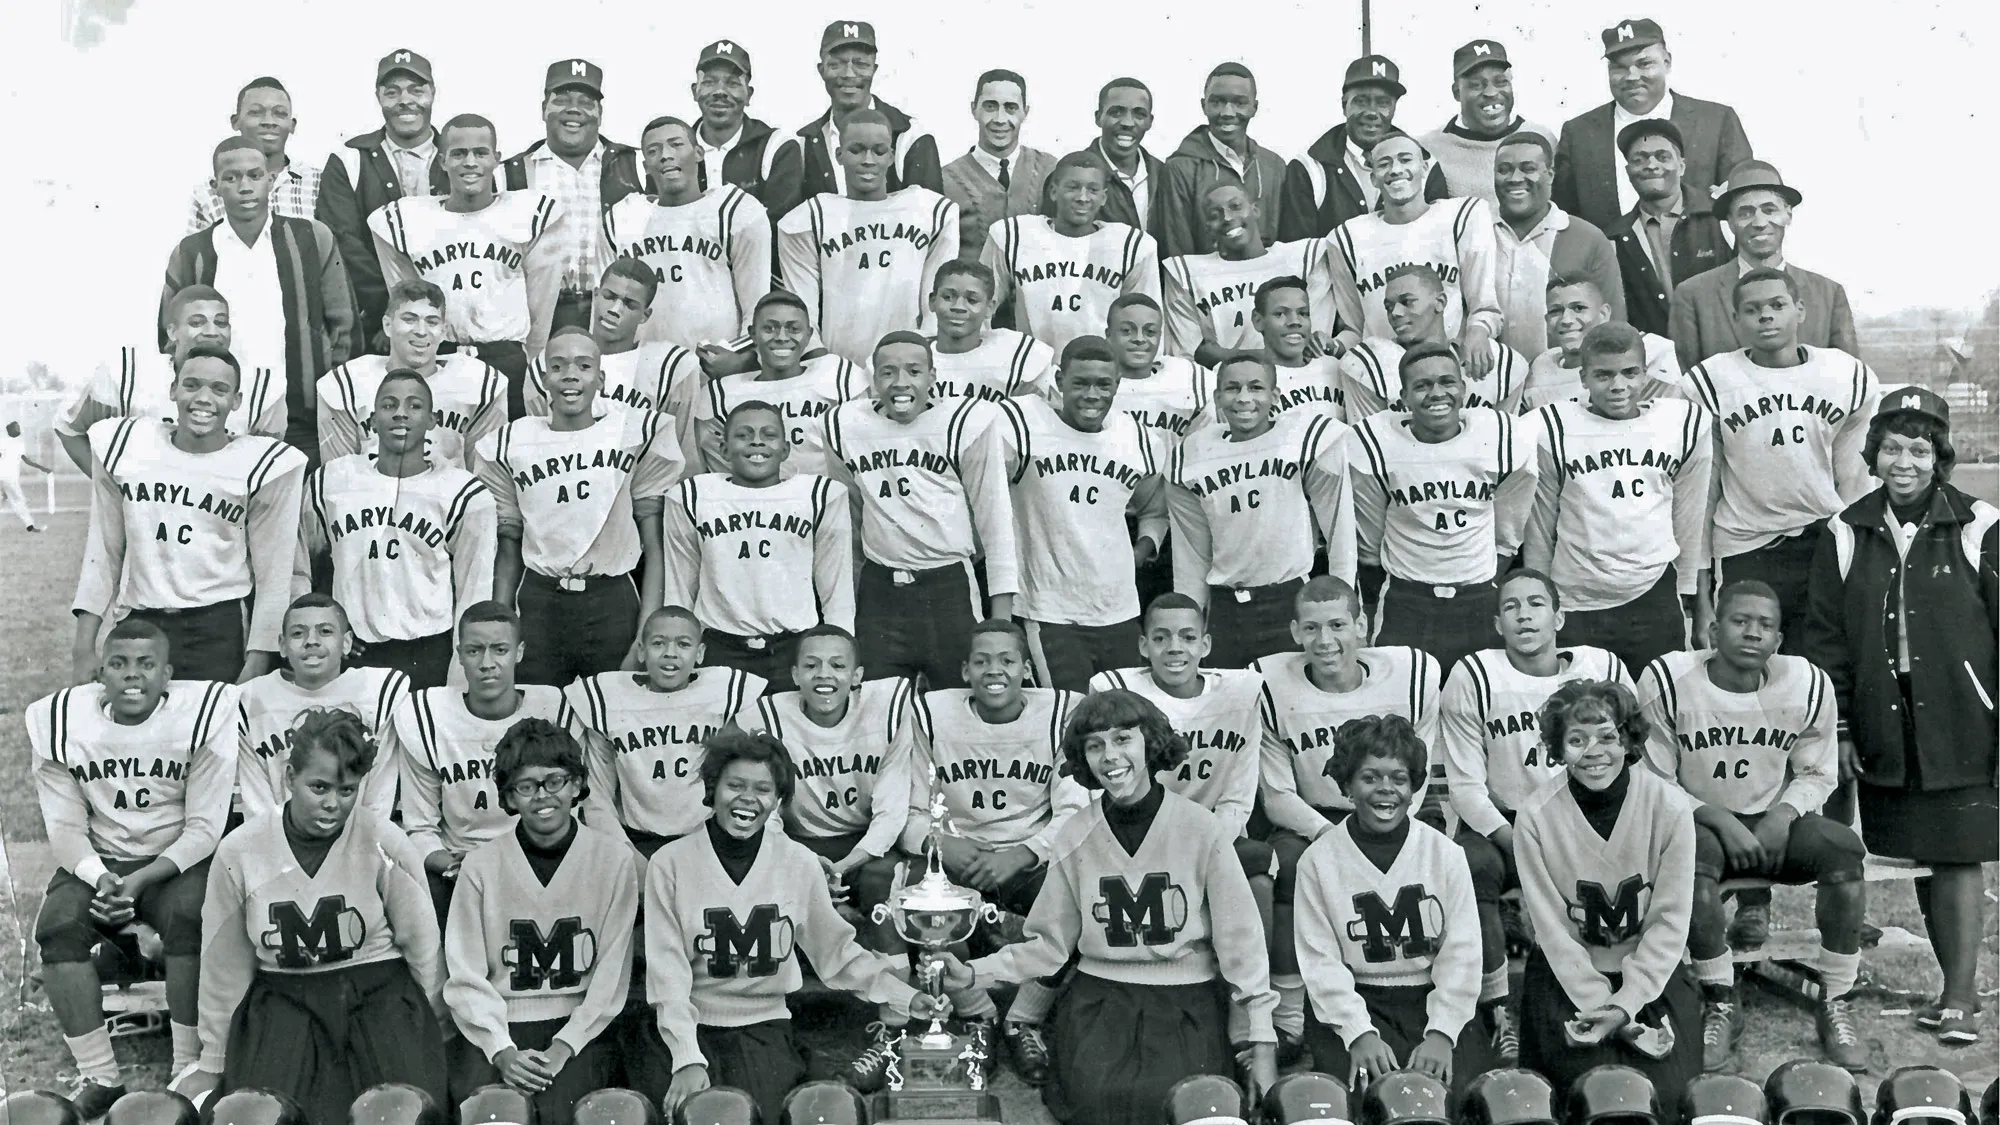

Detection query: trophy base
xmin=870 ymin=1090 xmax=1006 ymax=1123
xmin=887 ymin=1031 xmax=988 ymax=1093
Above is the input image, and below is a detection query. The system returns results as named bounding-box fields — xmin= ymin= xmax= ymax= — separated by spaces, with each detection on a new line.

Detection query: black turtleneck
xmin=1888 ymin=485 xmax=1936 ymax=527
xmin=706 ymin=817 xmax=765 ymax=885
xmin=283 ymin=807 xmax=339 ymax=877
xmin=1347 ymin=814 xmax=1411 ymax=873
xmin=517 ymin=818 xmax=578 ymax=887
xmin=1103 ymin=783 xmax=1164 ymax=856
xmin=1568 ymin=765 xmax=1632 ymax=840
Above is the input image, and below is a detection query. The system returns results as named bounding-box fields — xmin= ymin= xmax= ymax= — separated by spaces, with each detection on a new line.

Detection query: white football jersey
xmin=931 ymin=329 xmax=1056 ymax=404
xmin=981 ymin=215 xmax=1162 ymax=354
xmin=1330 ymin=197 xmax=1500 ymax=341
xmin=1163 ymin=239 xmax=1336 ymax=357
xmin=706 ymin=356 xmax=869 ymax=479
xmin=775 ymin=189 xmax=960 ymax=364
xmin=315 ymin=353 xmax=507 ymax=468
xmin=604 ymin=187 xmax=772 ymax=348
xmin=370 ymin=191 xmax=560 ymax=344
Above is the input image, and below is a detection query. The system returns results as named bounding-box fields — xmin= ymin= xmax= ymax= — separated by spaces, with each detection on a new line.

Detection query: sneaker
xmin=1859 ymin=921 xmax=1883 ymax=948
xmin=1701 ymin=993 xmax=1741 ymax=1072
xmin=1817 ymin=995 xmax=1867 ymax=1072
xmin=845 ymin=1021 xmax=905 ymax=1093
xmin=1002 ymin=1019 xmax=1052 ymax=1086
xmin=1487 ymin=1004 xmax=1521 ymax=1065
xmin=27 ymin=525 xmax=43 ymax=533
xmin=69 ymin=1081 xmax=125 ymax=1121
xmin=1499 ymin=897 xmax=1533 ymax=956
xmin=1914 ymin=997 xmax=1946 ymax=1029
xmin=1276 ymin=1026 xmax=1308 ymax=1068
xmin=1728 ymin=900 xmax=1771 ymax=951
xmin=1936 ymin=1007 xmax=1981 ymax=1046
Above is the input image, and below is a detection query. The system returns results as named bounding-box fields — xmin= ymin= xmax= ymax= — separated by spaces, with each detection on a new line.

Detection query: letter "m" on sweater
xmin=1347 ymin=886 xmax=1445 ymax=962
xmin=1570 ymin=876 xmax=1650 ymax=945
xmin=506 ymin=916 xmax=595 ymax=990
xmin=699 ymin=904 xmax=793 ymax=977
xmin=1093 ymin=873 xmax=1188 ymax=947
xmin=262 ymin=897 xmax=365 ymax=969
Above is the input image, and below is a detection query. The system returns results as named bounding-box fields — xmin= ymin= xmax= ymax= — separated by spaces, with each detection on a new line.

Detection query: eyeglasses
xmin=506 ymin=774 xmax=578 ymax=800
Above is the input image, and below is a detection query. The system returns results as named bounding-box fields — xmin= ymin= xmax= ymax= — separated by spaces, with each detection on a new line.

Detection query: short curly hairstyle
xmin=1324 ymin=714 xmax=1428 ymax=794
xmin=493 ymin=717 xmax=589 ymax=815
xmin=288 ymin=707 xmax=377 ymax=779
xmin=1538 ymin=680 xmax=1650 ymax=766
xmin=1863 ymin=411 xmax=1955 ymax=484
xmin=1060 ymin=690 xmax=1187 ymax=789
xmin=699 ymin=726 xmax=798 ymax=807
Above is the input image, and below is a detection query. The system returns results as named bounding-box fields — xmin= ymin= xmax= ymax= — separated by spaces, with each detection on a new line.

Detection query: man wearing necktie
xmin=942 ymin=69 xmax=1056 ymax=264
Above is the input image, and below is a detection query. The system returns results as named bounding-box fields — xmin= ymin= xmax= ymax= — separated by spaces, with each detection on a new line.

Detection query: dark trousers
xmin=1207 ymin=578 xmax=1305 ymax=670
xmin=353 ymin=630 xmax=455 ymax=690
xmin=514 ymin=570 xmax=639 ymax=687
xmin=700 ymin=629 xmax=801 ymax=693
xmin=445 ymin=340 xmax=531 ymax=421
xmin=1558 ymin=566 xmax=1687 ymax=677
xmin=624 ymin=1015 xmax=804 ymax=1125
xmin=128 ymin=600 xmax=247 ymax=683
xmin=1032 ymin=618 xmax=1141 ymax=691
xmin=1717 ymin=523 xmax=1825 ymax=656
xmin=448 ymin=1016 xmax=619 ymax=1125
xmin=856 ymin=560 xmax=979 ymax=689
xmin=1376 ymin=577 xmax=1500 ymax=675
xmin=1131 ymin=515 xmax=1175 ymax=612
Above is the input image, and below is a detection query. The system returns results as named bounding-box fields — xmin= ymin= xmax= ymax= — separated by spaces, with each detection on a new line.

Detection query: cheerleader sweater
xmin=968 ymin=788 xmax=1277 ymax=1044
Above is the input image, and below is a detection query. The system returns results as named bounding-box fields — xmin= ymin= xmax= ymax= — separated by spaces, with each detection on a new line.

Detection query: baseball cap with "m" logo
xmin=544 ymin=58 xmax=605 ymax=97
xmin=1874 ymin=386 xmax=1950 ymax=428
xmin=820 ymin=20 xmax=878 ymax=52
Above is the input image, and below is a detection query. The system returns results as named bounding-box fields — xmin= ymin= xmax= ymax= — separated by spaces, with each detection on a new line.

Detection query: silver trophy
xmin=871 ymin=793 xmax=1004 ymax=1117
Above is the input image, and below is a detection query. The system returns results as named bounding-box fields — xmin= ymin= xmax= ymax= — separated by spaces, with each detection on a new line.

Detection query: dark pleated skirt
xmin=1045 ymin=972 xmax=1234 ymax=1125
xmin=219 ymin=959 xmax=447 ymax=1125
xmin=447 ymin=1016 xmax=620 ymax=1125
xmin=1517 ymin=950 xmax=1700 ymax=1098
xmin=1303 ymin=981 xmax=1496 ymax=1111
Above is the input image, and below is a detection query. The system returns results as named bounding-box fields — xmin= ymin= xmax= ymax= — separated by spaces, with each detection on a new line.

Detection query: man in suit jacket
xmin=1090 ymin=77 xmax=1166 ymax=242
xmin=941 ymin=69 xmax=1056 ymax=263
xmin=318 ymin=49 xmax=449 ymax=356
xmin=1553 ymin=18 xmax=1754 ymax=231
xmin=1669 ymin=160 xmax=1859 ymax=369
xmin=1279 ymin=55 xmax=1446 ymax=241
xmin=1603 ymin=119 xmax=1732 ymax=338
xmin=764 ymin=20 xmax=943 ymax=223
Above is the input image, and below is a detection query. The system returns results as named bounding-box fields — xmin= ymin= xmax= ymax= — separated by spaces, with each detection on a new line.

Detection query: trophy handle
xmin=870 ymin=859 xmax=913 ymax=926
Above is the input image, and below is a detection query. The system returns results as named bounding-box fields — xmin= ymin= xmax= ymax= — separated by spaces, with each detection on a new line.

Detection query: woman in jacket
xmin=1804 ymin=387 xmax=1999 ymax=1046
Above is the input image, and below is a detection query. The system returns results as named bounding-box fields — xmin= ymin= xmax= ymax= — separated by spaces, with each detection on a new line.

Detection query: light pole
xmin=1361 ymin=0 xmax=1372 ymax=55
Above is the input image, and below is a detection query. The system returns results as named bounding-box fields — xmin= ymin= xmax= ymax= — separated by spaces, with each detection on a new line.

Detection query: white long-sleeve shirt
xmin=604 ymin=187 xmax=772 ymax=349
xmin=1163 ymin=239 xmax=1336 ymax=358
xmin=1439 ymin=647 xmax=1631 ymax=838
xmin=1329 ymin=197 xmax=1504 ymax=343
xmin=371 ymin=191 xmax=564 ymax=349
xmin=776 ymin=189 xmax=960 ymax=365
xmin=1346 ymin=408 xmax=1535 ymax=586
xmin=1636 ymin=650 xmax=1840 ymax=816
xmin=236 ymin=666 xmax=408 ymax=820
xmin=982 ymin=216 xmax=1163 ymax=354
xmin=660 ymin=472 xmax=854 ymax=636
xmin=1167 ymin=408 xmax=1355 ymax=597
xmin=903 ymin=688 xmax=1087 ymax=859
xmin=1088 ymin=667 xmax=1264 ymax=841
xmin=1255 ymin=648 xmax=1441 ymax=835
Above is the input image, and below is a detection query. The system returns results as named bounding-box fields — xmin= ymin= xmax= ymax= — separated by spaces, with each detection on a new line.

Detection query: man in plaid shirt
xmin=187 ymin=77 xmax=321 ymax=233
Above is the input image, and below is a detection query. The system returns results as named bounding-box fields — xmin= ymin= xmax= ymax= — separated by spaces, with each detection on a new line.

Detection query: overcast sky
xmin=3 ymin=0 xmax=1994 ymax=380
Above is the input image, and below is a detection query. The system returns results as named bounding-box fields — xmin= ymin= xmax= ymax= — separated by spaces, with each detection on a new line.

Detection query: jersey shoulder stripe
xmin=1540 ymin=406 xmax=1568 ymax=478
xmin=117 ymin=348 xmax=140 ymax=413
xmin=1349 ymin=418 xmax=1391 ymax=480
xmin=1332 ymin=224 xmax=1359 ymax=274
xmin=531 ymin=193 xmax=556 ymax=240
xmin=1007 ymin=334 xmax=1036 ymax=394
xmin=1640 ymin=657 xmax=1678 ymax=726
xmin=885 ymin=677 xmax=916 ymax=741
xmin=810 ymin=475 xmax=835 ymax=525
xmin=1683 ymin=364 xmax=1722 ymax=414
xmin=1451 ymin=198 xmax=1478 ymax=242
xmin=189 ymin=681 xmax=231 ymax=757
xmin=932 ymin=196 xmax=954 ymax=237
xmin=244 ymin=438 xmax=293 ymax=495
xmin=912 ymin=690 xmax=935 ymax=744
xmin=411 ymin=691 xmax=442 ymax=769
xmin=444 ymin=477 xmax=488 ymax=539
xmin=755 ymin=694 xmax=785 ymax=742
xmin=382 ymin=201 xmax=409 ymax=256
xmin=1462 ymin=651 xmax=1494 ymax=717
xmin=43 ymin=687 xmax=76 ymax=765
xmin=1120 ymin=225 xmax=1143 ymax=278
xmin=1677 ymin=400 xmax=1704 ymax=464
xmin=1846 ymin=357 xmax=1869 ymax=414
xmin=374 ymin=670 xmax=410 ymax=731
xmin=1300 ymin=412 xmax=1336 ymax=461
xmin=995 ymin=399 xmax=1030 ymax=484
xmin=102 ymin=417 xmax=143 ymax=477
xmin=676 ymin=476 xmax=701 ymax=523
xmin=1047 ymin=690 xmax=1077 ymax=748
xmin=722 ymin=669 xmax=754 ymax=725
xmin=1353 ymin=345 xmax=1391 ymax=401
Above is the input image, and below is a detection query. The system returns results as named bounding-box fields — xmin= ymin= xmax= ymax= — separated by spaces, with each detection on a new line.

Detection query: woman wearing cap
xmin=1804 ymin=387 xmax=1999 ymax=1047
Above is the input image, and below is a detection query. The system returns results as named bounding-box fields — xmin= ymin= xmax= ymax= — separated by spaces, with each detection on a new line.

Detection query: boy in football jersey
xmin=706 ymin=290 xmax=868 ymax=477
xmin=28 ymin=619 xmax=237 ymax=1111
xmin=822 ymin=331 xmax=1018 ymax=688
xmin=776 ymin=109 xmax=960 ymax=365
xmin=389 ymin=600 xmax=580 ymax=921
xmin=1163 ymin=184 xmax=1343 ymax=364
xmin=568 ymin=606 xmax=765 ymax=857
xmin=1524 ymin=322 xmax=1710 ymax=674
xmin=928 ymin=260 xmax=1057 ymax=402
xmin=1106 ymin=294 xmax=1211 ymax=445
xmin=1008 ymin=335 xmax=1165 ymax=689
xmin=1167 ymin=352 xmax=1354 ymax=669
xmin=1338 ymin=265 xmax=1526 ymax=417
xmin=371 ymin=114 xmax=566 ymax=417
xmin=71 ymin=346 xmax=309 ymax=685
xmin=1438 ymin=568 xmax=1631 ymax=1062
xmin=1253 ymin=275 xmax=1345 ymax=419
xmin=1347 ymin=341 xmax=1538 ymax=672
xmin=1330 ymin=132 xmax=1504 ymax=380
xmin=980 ymin=149 xmax=1162 ymax=354
xmin=1518 ymin=276 xmax=1680 ymax=412
xmin=1253 ymin=576 xmax=1442 ymax=1056
xmin=477 ymin=327 xmax=685 ymax=686
xmin=663 ymin=401 xmax=853 ymax=689
xmin=317 ymin=280 xmax=508 ymax=468
xmin=1635 ymin=580 xmax=1866 ymax=1072
xmin=237 ymin=593 xmax=409 ymax=819
xmin=605 ymin=116 xmax=771 ymax=350
xmin=525 ymin=260 xmax=710 ymax=462
xmin=900 ymin=619 xmax=1085 ymax=1085
xmin=58 ymin=287 xmax=284 ymax=471
xmin=300 ymin=368 xmax=497 ymax=689
xmin=1685 ymin=268 xmax=1879 ymax=651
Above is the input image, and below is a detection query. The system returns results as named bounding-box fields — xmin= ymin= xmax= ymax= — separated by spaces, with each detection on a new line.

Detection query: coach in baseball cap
xmin=1552 ymin=17 xmax=1755 ymax=230
xmin=763 ymin=20 xmax=943 ymax=220
xmin=689 ymin=39 xmax=783 ymax=205
xmin=317 ymin=48 xmax=449 ymax=352
xmin=499 ymin=59 xmax=644 ymax=333
xmin=1279 ymin=55 xmax=1445 ymax=239
xmin=1601 ymin=118 xmax=1731 ymax=337
xmin=1418 ymin=40 xmax=1556 ymax=205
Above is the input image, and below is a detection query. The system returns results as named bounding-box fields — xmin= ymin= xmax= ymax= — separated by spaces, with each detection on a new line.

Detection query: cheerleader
xmin=1515 ymin=679 xmax=1699 ymax=1093
xmin=939 ymin=689 xmax=1278 ymax=1125
xmin=176 ymin=709 xmax=446 ymax=1125
xmin=444 ymin=718 xmax=639 ymax=1125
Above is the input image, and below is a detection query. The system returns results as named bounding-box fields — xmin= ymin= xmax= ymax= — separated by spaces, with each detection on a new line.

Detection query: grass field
xmin=2 ymin=502 xmax=1995 ymax=1108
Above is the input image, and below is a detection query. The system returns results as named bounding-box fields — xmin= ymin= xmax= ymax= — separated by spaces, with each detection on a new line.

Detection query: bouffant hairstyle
xmin=1059 ymin=690 xmax=1187 ymax=789
xmin=1539 ymin=680 xmax=1650 ymax=766
xmin=1324 ymin=714 xmax=1428 ymax=794
xmin=698 ymin=726 xmax=798 ymax=807
xmin=1864 ymin=410 xmax=1955 ymax=484
xmin=288 ymin=707 xmax=378 ymax=779
xmin=492 ymin=717 xmax=589 ymax=815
